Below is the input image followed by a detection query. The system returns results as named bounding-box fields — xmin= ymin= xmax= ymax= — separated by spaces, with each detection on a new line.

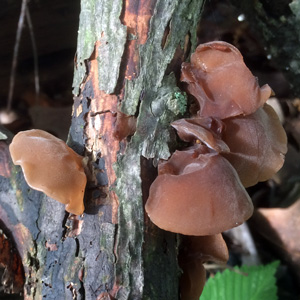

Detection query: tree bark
xmin=0 ymin=0 xmax=204 ymax=299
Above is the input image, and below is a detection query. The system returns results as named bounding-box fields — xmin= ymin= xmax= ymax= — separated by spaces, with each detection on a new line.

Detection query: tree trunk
xmin=0 ymin=0 xmax=204 ymax=299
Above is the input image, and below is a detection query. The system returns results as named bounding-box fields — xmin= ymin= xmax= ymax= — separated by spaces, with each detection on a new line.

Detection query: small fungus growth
xmin=179 ymin=234 xmax=229 ymax=300
xmin=113 ymin=111 xmax=137 ymax=141
xmin=9 ymin=129 xmax=87 ymax=215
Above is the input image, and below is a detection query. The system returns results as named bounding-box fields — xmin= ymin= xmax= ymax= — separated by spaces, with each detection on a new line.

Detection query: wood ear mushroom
xmin=145 ymin=147 xmax=253 ymax=235
xmin=145 ymin=41 xmax=287 ymax=235
xmin=9 ymin=129 xmax=87 ymax=215
xmin=181 ymin=41 xmax=272 ymax=119
xmin=179 ymin=234 xmax=229 ymax=300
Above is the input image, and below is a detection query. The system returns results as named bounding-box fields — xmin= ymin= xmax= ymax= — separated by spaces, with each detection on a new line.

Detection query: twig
xmin=6 ymin=0 xmax=29 ymax=111
xmin=26 ymin=4 xmax=40 ymax=105
xmin=226 ymin=222 xmax=261 ymax=266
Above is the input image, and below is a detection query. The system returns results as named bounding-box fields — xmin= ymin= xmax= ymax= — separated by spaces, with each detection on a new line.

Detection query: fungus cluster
xmin=9 ymin=129 xmax=87 ymax=215
xmin=145 ymin=41 xmax=287 ymax=298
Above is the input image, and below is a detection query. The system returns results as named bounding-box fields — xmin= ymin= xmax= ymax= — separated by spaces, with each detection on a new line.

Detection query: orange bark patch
xmin=0 ymin=231 xmax=24 ymax=294
xmin=120 ymin=0 xmax=157 ymax=80
xmin=0 ymin=207 xmax=32 ymax=263
xmin=84 ymin=41 xmax=120 ymax=223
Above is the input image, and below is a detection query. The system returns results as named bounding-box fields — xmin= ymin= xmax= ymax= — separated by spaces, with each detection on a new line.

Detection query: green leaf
xmin=200 ymin=261 xmax=280 ymax=300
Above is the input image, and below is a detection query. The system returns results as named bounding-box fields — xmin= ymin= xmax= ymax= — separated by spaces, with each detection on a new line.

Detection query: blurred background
xmin=0 ymin=0 xmax=80 ymax=141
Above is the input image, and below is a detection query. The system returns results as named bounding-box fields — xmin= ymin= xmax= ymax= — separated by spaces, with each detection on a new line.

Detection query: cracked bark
xmin=0 ymin=0 xmax=204 ymax=299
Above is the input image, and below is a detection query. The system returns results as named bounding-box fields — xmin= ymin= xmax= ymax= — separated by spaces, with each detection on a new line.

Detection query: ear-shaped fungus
xmin=170 ymin=104 xmax=287 ymax=188
xmin=171 ymin=118 xmax=229 ymax=153
xmin=222 ymin=104 xmax=287 ymax=187
xmin=181 ymin=41 xmax=272 ymax=119
xmin=180 ymin=234 xmax=229 ymax=264
xmin=9 ymin=129 xmax=87 ymax=215
xmin=179 ymin=234 xmax=229 ymax=300
xmin=113 ymin=111 xmax=137 ymax=141
xmin=180 ymin=259 xmax=206 ymax=300
xmin=145 ymin=147 xmax=253 ymax=236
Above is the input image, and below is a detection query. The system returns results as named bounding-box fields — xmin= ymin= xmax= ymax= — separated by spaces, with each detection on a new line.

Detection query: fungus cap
xmin=9 ymin=129 xmax=87 ymax=215
xmin=181 ymin=234 xmax=229 ymax=264
xmin=145 ymin=148 xmax=253 ymax=235
xmin=171 ymin=105 xmax=287 ymax=188
xmin=222 ymin=104 xmax=288 ymax=187
xmin=181 ymin=41 xmax=272 ymax=119
xmin=179 ymin=234 xmax=229 ymax=300
xmin=180 ymin=260 xmax=206 ymax=300
xmin=171 ymin=118 xmax=229 ymax=153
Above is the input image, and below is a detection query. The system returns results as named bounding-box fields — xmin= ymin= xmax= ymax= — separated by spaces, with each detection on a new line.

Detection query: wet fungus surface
xmin=145 ymin=41 xmax=287 ymax=236
xmin=9 ymin=129 xmax=87 ymax=215
xmin=181 ymin=41 xmax=272 ymax=119
xmin=179 ymin=234 xmax=229 ymax=300
xmin=146 ymin=146 xmax=253 ymax=236
xmin=222 ymin=104 xmax=287 ymax=187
